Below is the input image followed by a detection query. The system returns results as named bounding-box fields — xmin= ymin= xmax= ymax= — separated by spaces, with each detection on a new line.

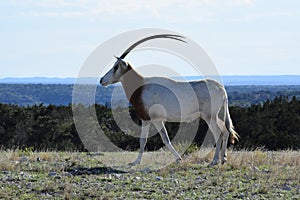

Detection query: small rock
xmin=251 ymin=166 xmax=260 ymax=172
xmin=239 ymin=193 xmax=245 ymax=198
xmin=64 ymin=172 xmax=73 ymax=177
xmin=135 ymin=176 xmax=141 ymax=180
xmin=278 ymin=193 xmax=284 ymax=197
xmin=86 ymin=170 xmax=92 ymax=175
xmin=262 ymin=169 xmax=271 ymax=173
xmin=105 ymin=183 xmax=115 ymax=190
xmin=282 ymin=184 xmax=291 ymax=191
xmin=142 ymin=167 xmax=151 ymax=174
xmin=26 ymin=183 xmax=32 ymax=190
xmin=19 ymin=156 xmax=29 ymax=162
xmin=114 ymin=174 xmax=122 ymax=179
xmin=171 ymin=179 xmax=179 ymax=184
xmin=163 ymin=190 xmax=170 ymax=194
xmin=108 ymin=174 xmax=112 ymax=179
xmin=70 ymin=170 xmax=80 ymax=176
xmin=48 ymin=171 xmax=57 ymax=177
xmin=54 ymin=175 xmax=62 ymax=179
xmin=156 ymin=176 xmax=163 ymax=181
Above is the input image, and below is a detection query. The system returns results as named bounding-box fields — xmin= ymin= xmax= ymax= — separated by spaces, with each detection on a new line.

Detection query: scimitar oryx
xmin=100 ymin=34 xmax=239 ymax=166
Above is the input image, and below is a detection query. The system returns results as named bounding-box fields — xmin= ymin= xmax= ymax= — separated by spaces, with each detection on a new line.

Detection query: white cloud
xmin=21 ymin=11 xmax=84 ymax=17
xmin=8 ymin=0 xmax=255 ymax=19
xmin=232 ymin=0 xmax=254 ymax=6
xmin=232 ymin=11 xmax=294 ymax=23
xmin=9 ymin=0 xmax=79 ymax=8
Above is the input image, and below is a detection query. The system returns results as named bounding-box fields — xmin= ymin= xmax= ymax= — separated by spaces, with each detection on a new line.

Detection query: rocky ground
xmin=0 ymin=149 xmax=299 ymax=199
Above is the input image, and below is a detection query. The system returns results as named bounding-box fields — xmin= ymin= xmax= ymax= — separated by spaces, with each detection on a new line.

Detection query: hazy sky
xmin=0 ymin=0 xmax=299 ymax=78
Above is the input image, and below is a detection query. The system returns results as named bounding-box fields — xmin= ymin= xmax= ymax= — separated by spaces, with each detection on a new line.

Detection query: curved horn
xmin=120 ymin=34 xmax=186 ymax=59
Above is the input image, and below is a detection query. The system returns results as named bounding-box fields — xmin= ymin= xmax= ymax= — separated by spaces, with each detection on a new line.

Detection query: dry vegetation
xmin=0 ymin=148 xmax=299 ymax=199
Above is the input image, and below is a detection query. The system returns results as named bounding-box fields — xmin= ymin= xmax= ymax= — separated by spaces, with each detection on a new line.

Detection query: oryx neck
xmin=120 ymin=64 xmax=145 ymax=101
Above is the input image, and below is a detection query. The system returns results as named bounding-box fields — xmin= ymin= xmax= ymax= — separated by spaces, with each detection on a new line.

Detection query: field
xmin=0 ymin=149 xmax=299 ymax=199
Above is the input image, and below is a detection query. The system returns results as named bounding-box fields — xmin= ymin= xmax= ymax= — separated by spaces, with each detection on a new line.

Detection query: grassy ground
xmin=0 ymin=148 xmax=299 ymax=199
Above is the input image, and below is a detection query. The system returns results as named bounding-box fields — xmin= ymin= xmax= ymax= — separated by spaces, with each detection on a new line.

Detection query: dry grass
xmin=184 ymin=148 xmax=300 ymax=166
xmin=1 ymin=148 xmax=299 ymax=172
xmin=0 ymin=148 xmax=299 ymax=199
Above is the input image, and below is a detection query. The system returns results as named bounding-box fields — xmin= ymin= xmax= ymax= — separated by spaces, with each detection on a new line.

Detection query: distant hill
xmin=1 ymin=75 xmax=300 ymax=107
xmin=0 ymin=77 xmax=97 ymax=84
xmin=0 ymin=84 xmax=115 ymax=106
xmin=1 ymin=75 xmax=300 ymax=85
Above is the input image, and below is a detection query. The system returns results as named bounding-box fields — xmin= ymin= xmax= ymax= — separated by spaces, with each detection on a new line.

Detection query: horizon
xmin=1 ymin=1 xmax=299 ymax=78
xmin=2 ymin=74 xmax=300 ymax=79
xmin=1 ymin=75 xmax=300 ymax=86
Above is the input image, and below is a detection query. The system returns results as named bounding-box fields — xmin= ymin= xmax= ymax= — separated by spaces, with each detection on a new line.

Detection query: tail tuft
xmin=229 ymin=128 xmax=239 ymax=144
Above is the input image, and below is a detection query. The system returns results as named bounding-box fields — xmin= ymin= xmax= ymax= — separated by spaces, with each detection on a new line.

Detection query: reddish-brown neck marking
xmin=120 ymin=63 xmax=150 ymax=120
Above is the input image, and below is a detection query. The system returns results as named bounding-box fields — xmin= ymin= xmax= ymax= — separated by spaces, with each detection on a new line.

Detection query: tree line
xmin=1 ymin=84 xmax=300 ymax=107
xmin=0 ymin=95 xmax=299 ymax=151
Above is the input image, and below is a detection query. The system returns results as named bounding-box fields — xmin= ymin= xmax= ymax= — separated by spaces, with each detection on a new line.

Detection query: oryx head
xmin=100 ymin=55 xmax=129 ymax=86
xmin=100 ymin=34 xmax=186 ymax=86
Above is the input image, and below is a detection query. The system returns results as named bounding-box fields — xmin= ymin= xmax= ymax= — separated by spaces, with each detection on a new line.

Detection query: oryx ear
xmin=114 ymin=55 xmax=121 ymax=60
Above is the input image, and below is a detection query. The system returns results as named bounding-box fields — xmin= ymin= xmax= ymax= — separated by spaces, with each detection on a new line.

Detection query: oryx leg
xmin=211 ymin=133 xmax=222 ymax=166
xmin=152 ymin=121 xmax=182 ymax=162
xmin=129 ymin=121 xmax=150 ymax=166
xmin=207 ymin=117 xmax=223 ymax=166
xmin=217 ymin=118 xmax=229 ymax=164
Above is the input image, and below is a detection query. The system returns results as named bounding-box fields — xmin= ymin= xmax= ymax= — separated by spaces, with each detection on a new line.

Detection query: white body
xmin=141 ymin=77 xmax=225 ymax=122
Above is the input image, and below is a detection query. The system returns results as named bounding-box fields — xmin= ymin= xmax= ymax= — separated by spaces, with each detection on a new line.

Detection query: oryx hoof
xmin=128 ymin=160 xmax=140 ymax=166
xmin=209 ymin=160 xmax=219 ymax=167
xmin=176 ymin=157 xmax=182 ymax=164
xmin=221 ymin=158 xmax=227 ymax=165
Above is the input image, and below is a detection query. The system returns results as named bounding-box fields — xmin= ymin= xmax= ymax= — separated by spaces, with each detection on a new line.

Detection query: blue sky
xmin=0 ymin=0 xmax=299 ymax=78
